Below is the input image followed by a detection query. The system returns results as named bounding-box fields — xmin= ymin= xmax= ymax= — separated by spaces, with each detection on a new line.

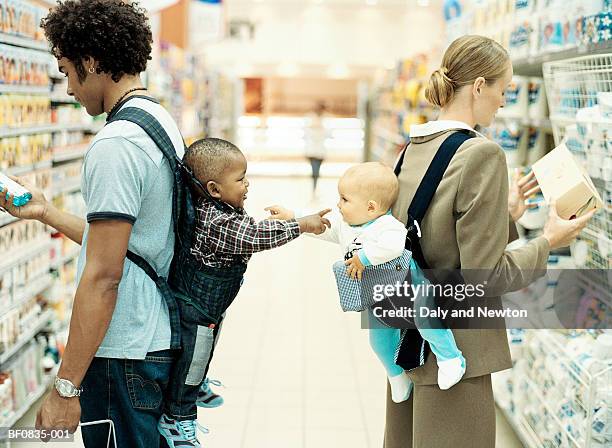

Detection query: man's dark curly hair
xmin=40 ymin=0 xmax=152 ymax=83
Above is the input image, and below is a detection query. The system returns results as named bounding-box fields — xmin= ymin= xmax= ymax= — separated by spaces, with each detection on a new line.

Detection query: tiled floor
xmin=15 ymin=170 xmax=524 ymax=447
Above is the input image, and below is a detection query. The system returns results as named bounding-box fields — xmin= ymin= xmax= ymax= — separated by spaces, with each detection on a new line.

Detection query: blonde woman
xmin=385 ymin=35 xmax=595 ymax=447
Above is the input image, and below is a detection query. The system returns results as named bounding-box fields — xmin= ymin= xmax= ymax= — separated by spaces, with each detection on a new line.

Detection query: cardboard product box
xmin=532 ymin=143 xmax=604 ymax=220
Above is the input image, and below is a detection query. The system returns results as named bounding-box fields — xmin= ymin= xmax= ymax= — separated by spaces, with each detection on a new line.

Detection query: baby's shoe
xmin=437 ymin=356 xmax=466 ymax=390
xmin=158 ymin=414 xmax=208 ymax=448
xmin=388 ymin=371 xmax=413 ymax=403
xmin=196 ymin=378 xmax=224 ymax=408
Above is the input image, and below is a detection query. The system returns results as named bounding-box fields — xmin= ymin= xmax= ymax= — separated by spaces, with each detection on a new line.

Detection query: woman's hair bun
xmin=425 ymin=67 xmax=456 ymax=108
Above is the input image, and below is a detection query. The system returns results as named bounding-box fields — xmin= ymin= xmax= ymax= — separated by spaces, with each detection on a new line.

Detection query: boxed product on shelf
xmin=0 ymin=296 xmax=43 ymax=356
xmin=509 ymin=18 xmax=535 ymax=59
xmin=50 ymin=103 xmax=88 ymax=126
xmin=0 ymin=220 xmax=48 ymax=257
xmin=0 ymin=94 xmax=51 ymax=127
xmin=0 ymin=132 xmax=52 ymax=171
xmin=528 ymin=77 xmax=548 ymax=120
xmin=499 ymin=76 xmax=529 ymax=118
xmin=0 ymin=44 xmax=51 ymax=86
xmin=0 ymin=336 xmax=56 ymax=427
xmin=526 ymin=126 xmax=548 ymax=165
xmin=488 ymin=120 xmax=527 ymax=167
xmin=0 ymin=0 xmax=47 ymax=41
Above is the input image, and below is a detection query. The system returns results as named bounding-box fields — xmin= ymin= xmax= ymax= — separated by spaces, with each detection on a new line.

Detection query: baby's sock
xmin=388 ymin=371 xmax=413 ymax=403
xmin=437 ymin=356 xmax=466 ymax=390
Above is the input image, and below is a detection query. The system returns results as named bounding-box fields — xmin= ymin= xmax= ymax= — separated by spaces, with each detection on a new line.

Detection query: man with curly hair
xmin=17 ymin=1 xmax=191 ymax=446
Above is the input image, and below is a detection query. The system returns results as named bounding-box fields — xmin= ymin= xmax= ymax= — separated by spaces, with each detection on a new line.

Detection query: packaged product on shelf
xmin=0 ymin=133 xmax=52 ymax=171
xmin=51 ymin=104 xmax=87 ymax=126
xmin=0 ymin=94 xmax=51 ymax=127
xmin=528 ymin=77 xmax=548 ymax=120
xmin=532 ymin=142 xmax=604 ymax=219
xmin=0 ymin=44 xmax=51 ymax=86
xmin=0 ymin=219 xmax=48 ymax=255
xmin=499 ymin=76 xmax=528 ymax=118
xmin=526 ymin=126 xmax=547 ymax=165
xmin=492 ymin=120 xmax=526 ymax=167
xmin=0 ymin=0 xmax=47 ymax=40
xmin=508 ymin=18 xmax=533 ymax=59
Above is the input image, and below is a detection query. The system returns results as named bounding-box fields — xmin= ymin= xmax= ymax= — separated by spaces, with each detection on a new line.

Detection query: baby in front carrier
xmin=266 ymin=162 xmax=467 ymax=403
xmin=158 ymin=138 xmax=330 ymax=448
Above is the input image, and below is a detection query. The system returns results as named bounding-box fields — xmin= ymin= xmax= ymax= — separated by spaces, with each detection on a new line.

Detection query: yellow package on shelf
xmin=532 ymin=143 xmax=604 ymax=220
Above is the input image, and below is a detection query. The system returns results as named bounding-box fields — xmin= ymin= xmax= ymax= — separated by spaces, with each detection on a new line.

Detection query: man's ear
xmin=82 ymin=56 xmax=98 ymax=74
xmin=472 ymin=77 xmax=486 ymax=98
xmin=207 ymin=181 xmax=222 ymax=199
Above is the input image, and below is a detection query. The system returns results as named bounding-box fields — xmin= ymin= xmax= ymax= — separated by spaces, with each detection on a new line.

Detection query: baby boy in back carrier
xmin=157 ymin=138 xmax=330 ymax=448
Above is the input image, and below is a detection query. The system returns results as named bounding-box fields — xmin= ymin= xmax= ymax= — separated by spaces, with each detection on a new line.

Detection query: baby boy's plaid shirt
xmin=190 ymin=196 xmax=301 ymax=268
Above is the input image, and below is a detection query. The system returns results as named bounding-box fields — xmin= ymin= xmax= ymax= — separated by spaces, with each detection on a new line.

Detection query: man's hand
xmin=508 ymin=169 xmax=541 ymax=221
xmin=297 ymin=208 xmax=331 ymax=234
xmin=0 ymin=175 xmax=51 ymax=222
xmin=345 ymin=254 xmax=365 ymax=280
xmin=264 ymin=205 xmax=295 ymax=221
xmin=35 ymin=389 xmax=81 ymax=441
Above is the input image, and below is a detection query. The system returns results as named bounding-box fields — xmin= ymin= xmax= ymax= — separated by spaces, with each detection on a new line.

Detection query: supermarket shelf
xmin=0 ymin=309 xmax=54 ymax=366
xmin=52 ymin=144 xmax=88 ymax=163
xmin=0 ymin=240 xmax=51 ymax=274
xmin=0 ymin=84 xmax=50 ymax=95
xmin=0 ymin=123 xmax=92 ymax=139
xmin=6 ymin=160 xmax=52 ymax=177
xmin=52 ymin=179 xmax=81 ymax=199
xmin=513 ymin=41 xmax=612 ymax=77
xmin=0 ymin=275 xmax=52 ymax=316
xmin=1 ymin=365 xmax=58 ymax=430
xmin=0 ymin=33 xmax=48 ymax=51
xmin=50 ymin=246 xmax=81 ymax=270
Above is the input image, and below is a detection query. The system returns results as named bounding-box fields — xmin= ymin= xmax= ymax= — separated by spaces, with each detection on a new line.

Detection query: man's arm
xmin=35 ymin=219 xmax=131 ymax=434
xmin=42 ymin=205 xmax=86 ymax=245
xmin=58 ymin=219 xmax=131 ymax=385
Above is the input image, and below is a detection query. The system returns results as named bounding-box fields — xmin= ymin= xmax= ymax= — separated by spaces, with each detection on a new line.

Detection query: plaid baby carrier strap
xmin=106 ymin=101 xmax=200 ymax=350
xmin=332 ymin=249 xmax=413 ymax=313
xmin=393 ymin=130 xmax=474 ymax=371
xmin=171 ymin=249 xmax=247 ymax=325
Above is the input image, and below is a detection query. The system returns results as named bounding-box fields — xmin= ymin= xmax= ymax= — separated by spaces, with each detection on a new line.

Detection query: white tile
xmin=304 ymin=428 xmax=369 ymax=448
xmin=242 ymin=428 xmax=303 ymax=448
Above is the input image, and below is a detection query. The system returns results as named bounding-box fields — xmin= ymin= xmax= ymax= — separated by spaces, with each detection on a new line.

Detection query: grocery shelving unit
xmin=366 ymin=57 xmax=436 ymax=165
xmin=0 ymin=0 xmax=92 ymax=434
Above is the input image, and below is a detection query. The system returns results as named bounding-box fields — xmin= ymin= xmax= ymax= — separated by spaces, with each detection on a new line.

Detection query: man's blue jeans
xmin=79 ymin=349 xmax=175 ymax=448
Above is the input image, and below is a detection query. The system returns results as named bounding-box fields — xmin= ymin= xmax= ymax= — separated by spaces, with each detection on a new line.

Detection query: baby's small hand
xmin=345 ymin=254 xmax=365 ymax=280
xmin=264 ymin=205 xmax=295 ymax=221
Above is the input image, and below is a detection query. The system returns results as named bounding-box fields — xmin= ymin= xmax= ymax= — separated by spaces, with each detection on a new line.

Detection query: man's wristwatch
xmin=54 ymin=377 xmax=83 ymax=398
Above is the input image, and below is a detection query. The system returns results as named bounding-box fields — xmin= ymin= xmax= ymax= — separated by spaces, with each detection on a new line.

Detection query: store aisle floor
xmin=17 ymin=170 xmax=523 ymax=447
